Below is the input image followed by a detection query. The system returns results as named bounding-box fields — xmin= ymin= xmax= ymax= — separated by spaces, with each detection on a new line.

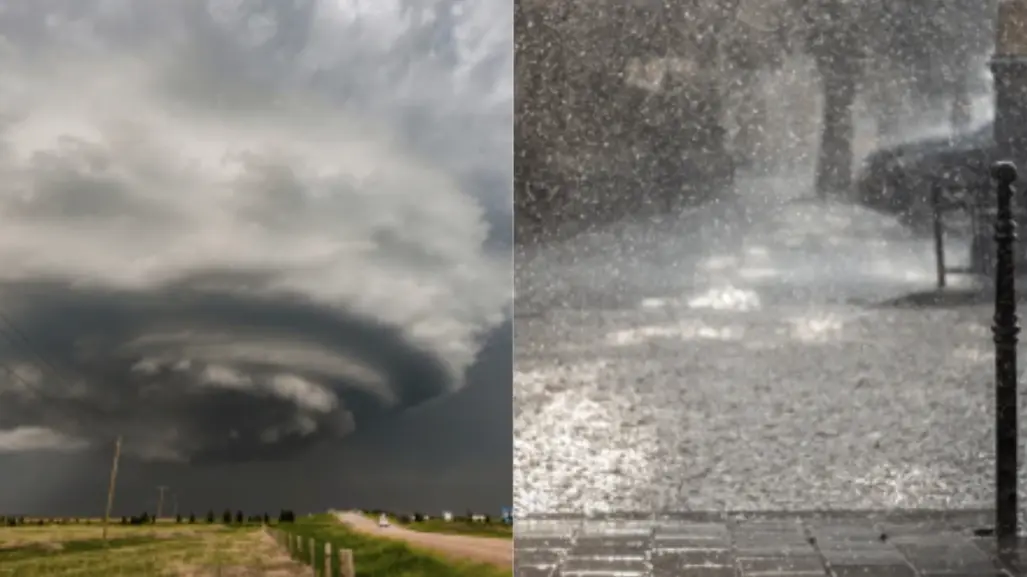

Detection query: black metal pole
xmin=992 ymin=160 xmax=1020 ymax=541
xmin=932 ymin=184 xmax=946 ymax=289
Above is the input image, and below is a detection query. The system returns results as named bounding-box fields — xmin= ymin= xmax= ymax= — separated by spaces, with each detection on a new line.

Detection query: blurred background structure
xmin=515 ymin=0 xmax=998 ymax=242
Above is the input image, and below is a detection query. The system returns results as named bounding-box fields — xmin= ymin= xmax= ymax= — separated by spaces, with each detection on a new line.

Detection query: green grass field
xmin=0 ymin=522 xmax=309 ymax=576
xmin=280 ymin=514 xmax=511 ymax=577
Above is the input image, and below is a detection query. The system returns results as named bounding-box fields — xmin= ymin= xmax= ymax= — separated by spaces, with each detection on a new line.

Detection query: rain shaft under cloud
xmin=0 ymin=0 xmax=512 ymax=463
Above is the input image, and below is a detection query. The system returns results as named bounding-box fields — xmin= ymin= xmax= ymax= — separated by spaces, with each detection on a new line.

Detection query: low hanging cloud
xmin=0 ymin=0 xmax=512 ymax=463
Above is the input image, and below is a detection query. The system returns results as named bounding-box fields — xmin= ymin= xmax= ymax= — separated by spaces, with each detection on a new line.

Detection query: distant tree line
xmin=2 ymin=509 xmax=297 ymax=528
xmin=2 ymin=516 xmax=96 ymax=526
xmin=118 ymin=510 xmax=292 ymax=526
xmin=365 ymin=509 xmax=503 ymax=524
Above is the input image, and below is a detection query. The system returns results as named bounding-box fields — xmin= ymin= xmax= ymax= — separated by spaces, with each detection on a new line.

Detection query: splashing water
xmin=515 ymin=117 xmax=1004 ymax=515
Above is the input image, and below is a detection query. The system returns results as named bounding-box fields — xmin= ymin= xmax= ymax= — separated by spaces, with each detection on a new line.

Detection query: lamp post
xmin=991 ymin=0 xmax=1027 ymax=541
xmin=991 ymin=161 xmax=1020 ymax=542
xmin=993 ymin=0 xmax=1027 ymax=159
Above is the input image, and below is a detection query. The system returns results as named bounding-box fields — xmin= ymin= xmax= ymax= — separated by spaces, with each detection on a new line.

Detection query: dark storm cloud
xmin=0 ymin=0 xmax=512 ymax=465
xmin=0 ymin=279 xmax=454 ymax=463
xmin=0 ymin=320 xmax=513 ymax=516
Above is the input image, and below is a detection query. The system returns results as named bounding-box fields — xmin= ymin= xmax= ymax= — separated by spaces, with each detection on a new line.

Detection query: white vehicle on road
xmin=378 ymin=514 xmax=390 ymax=528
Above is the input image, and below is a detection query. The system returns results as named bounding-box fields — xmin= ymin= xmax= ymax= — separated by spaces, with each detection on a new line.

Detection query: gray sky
xmin=0 ymin=0 xmax=512 ymax=516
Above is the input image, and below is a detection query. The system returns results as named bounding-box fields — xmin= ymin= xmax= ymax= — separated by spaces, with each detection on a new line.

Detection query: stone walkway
xmin=515 ymin=511 xmax=1027 ymax=576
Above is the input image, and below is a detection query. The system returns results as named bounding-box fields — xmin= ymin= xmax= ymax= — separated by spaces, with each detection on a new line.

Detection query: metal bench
xmin=930 ymin=168 xmax=1027 ymax=288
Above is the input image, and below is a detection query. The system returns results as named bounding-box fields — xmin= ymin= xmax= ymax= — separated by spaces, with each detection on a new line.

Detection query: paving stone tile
xmin=736 ymin=532 xmax=810 ymax=547
xmin=886 ymin=532 xmax=968 ymax=546
xmin=820 ymin=547 xmax=907 ymax=568
xmin=518 ymin=536 xmax=575 ymax=550
xmin=972 ymin=538 xmax=1027 ymax=575
xmin=570 ymin=538 xmax=649 ymax=557
xmin=655 ymin=522 xmax=732 ymax=537
xmin=895 ymin=543 xmax=992 ymax=574
xmin=655 ymin=536 xmax=733 ymax=549
xmin=577 ymin=528 xmax=649 ymax=539
xmin=973 ymin=537 xmax=1027 ymax=556
xmin=876 ymin=521 xmax=952 ymax=534
xmin=920 ymin=570 xmax=1006 ymax=574
xmin=808 ymin=523 xmax=879 ymax=538
xmin=579 ymin=521 xmax=653 ymax=537
xmin=827 ymin=565 xmax=916 ymax=577
xmin=516 ymin=548 xmax=563 ymax=566
xmin=515 ymin=566 xmax=558 ymax=577
xmin=916 ymin=569 xmax=1006 ymax=577
xmin=813 ymin=537 xmax=883 ymax=547
xmin=653 ymin=566 xmax=739 ymax=577
xmin=518 ymin=520 xmax=580 ymax=537
xmin=736 ymin=544 xmax=819 ymax=557
xmin=737 ymin=528 xmax=806 ymax=540
xmin=737 ymin=556 xmax=826 ymax=574
xmin=737 ymin=533 xmax=809 ymax=544
xmin=653 ymin=549 xmax=732 ymax=569
xmin=561 ymin=555 xmax=647 ymax=575
xmin=741 ymin=521 xmax=807 ymax=530
xmin=811 ymin=535 xmax=887 ymax=547
xmin=741 ymin=571 xmax=826 ymax=576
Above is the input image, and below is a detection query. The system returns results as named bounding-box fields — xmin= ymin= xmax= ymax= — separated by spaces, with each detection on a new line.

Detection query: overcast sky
xmin=0 ymin=0 xmax=512 ymax=516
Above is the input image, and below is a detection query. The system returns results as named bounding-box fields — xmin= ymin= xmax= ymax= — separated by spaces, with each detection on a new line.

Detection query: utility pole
xmin=172 ymin=493 xmax=179 ymax=519
xmin=155 ymin=486 xmax=168 ymax=522
xmin=101 ymin=436 xmax=122 ymax=544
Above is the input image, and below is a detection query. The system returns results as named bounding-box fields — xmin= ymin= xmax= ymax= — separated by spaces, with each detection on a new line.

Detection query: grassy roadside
xmin=0 ymin=524 xmax=307 ymax=576
xmin=281 ymin=514 xmax=511 ymax=577
xmin=403 ymin=519 xmax=512 ymax=539
xmin=359 ymin=513 xmax=512 ymax=539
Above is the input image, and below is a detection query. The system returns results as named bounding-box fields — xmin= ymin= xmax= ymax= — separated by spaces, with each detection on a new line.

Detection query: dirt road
xmin=333 ymin=511 xmax=512 ymax=568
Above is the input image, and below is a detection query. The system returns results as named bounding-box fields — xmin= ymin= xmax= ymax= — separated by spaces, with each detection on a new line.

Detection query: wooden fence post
xmin=309 ymin=537 xmax=316 ymax=567
xmin=339 ymin=548 xmax=354 ymax=577
xmin=323 ymin=542 xmax=333 ymax=577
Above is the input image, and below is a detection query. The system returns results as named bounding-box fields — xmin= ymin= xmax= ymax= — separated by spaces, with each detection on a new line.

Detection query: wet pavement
xmin=513 ymin=175 xmax=1019 ymax=517
xmin=515 ymin=511 xmax=1027 ymax=576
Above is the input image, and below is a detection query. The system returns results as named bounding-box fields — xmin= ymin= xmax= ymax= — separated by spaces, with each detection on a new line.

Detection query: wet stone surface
xmin=513 ymin=181 xmax=1027 ymax=518
xmin=514 ymin=512 xmax=1023 ymax=577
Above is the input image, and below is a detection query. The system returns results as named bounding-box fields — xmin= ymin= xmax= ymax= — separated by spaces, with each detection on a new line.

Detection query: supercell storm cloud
xmin=0 ymin=0 xmax=512 ymax=463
